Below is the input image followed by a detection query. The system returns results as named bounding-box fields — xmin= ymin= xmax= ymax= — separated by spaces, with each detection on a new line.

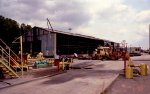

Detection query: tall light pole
xmin=149 ymin=24 xmax=150 ymax=54
xmin=20 ymin=36 xmax=23 ymax=77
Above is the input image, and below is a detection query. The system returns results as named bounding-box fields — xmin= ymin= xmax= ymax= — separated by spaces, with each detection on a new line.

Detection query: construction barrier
xmin=59 ymin=62 xmax=69 ymax=70
xmin=140 ymin=63 xmax=148 ymax=76
xmin=125 ymin=66 xmax=133 ymax=79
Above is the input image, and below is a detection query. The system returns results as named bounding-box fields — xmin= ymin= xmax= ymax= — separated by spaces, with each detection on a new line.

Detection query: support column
xmin=149 ymin=24 xmax=150 ymax=54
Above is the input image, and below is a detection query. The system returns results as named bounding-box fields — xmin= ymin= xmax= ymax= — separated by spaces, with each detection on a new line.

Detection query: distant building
xmin=23 ymin=26 xmax=119 ymax=57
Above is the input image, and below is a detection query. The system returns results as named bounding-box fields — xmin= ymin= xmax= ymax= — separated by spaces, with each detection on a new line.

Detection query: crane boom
xmin=47 ymin=18 xmax=54 ymax=32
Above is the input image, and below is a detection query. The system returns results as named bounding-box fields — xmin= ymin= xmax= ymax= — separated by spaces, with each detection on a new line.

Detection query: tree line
xmin=0 ymin=15 xmax=32 ymax=47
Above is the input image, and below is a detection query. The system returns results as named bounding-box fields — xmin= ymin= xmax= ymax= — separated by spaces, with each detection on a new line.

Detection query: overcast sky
xmin=0 ymin=0 xmax=150 ymax=49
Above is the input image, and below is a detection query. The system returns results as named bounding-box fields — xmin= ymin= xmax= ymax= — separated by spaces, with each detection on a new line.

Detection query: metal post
xmin=9 ymin=48 xmax=10 ymax=67
xmin=130 ymin=45 xmax=131 ymax=54
xmin=20 ymin=36 xmax=23 ymax=77
xmin=62 ymin=58 xmax=64 ymax=70
xmin=149 ymin=24 xmax=150 ymax=54
xmin=124 ymin=59 xmax=126 ymax=74
xmin=2 ymin=48 xmax=4 ymax=58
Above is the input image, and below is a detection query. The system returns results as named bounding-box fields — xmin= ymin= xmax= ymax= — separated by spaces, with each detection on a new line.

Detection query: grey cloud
xmin=55 ymin=10 xmax=91 ymax=27
xmin=17 ymin=0 xmax=43 ymax=6
xmin=97 ymin=4 xmax=130 ymax=23
xmin=52 ymin=0 xmax=84 ymax=11
xmin=0 ymin=0 xmax=49 ymax=24
xmin=50 ymin=1 xmax=91 ymax=27
xmin=0 ymin=0 xmax=91 ymax=29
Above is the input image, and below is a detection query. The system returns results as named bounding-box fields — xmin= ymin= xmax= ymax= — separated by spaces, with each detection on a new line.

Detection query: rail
xmin=0 ymin=46 xmax=22 ymax=71
xmin=0 ymin=38 xmax=21 ymax=62
xmin=0 ymin=38 xmax=22 ymax=72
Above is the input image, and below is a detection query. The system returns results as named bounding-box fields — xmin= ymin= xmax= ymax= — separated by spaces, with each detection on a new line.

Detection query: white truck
xmin=127 ymin=47 xmax=141 ymax=56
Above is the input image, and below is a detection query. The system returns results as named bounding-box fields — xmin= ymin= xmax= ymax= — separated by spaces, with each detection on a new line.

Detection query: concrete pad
xmin=46 ymin=69 xmax=119 ymax=94
xmin=0 ymin=66 xmax=64 ymax=89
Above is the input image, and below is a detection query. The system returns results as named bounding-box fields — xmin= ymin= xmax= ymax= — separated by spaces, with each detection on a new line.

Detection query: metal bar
xmin=0 ymin=46 xmax=22 ymax=69
xmin=2 ymin=48 xmax=4 ymax=58
xmin=0 ymin=59 xmax=19 ymax=78
xmin=20 ymin=36 xmax=23 ymax=77
xmin=0 ymin=38 xmax=21 ymax=62
xmin=4 ymin=58 xmax=17 ymax=72
xmin=149 ymin=24 xmax=150 ymax=54
xmin=47 ymin=18 xmax=54 ymax=32
xmin=9 ymin=48 xmax=10 ymax=67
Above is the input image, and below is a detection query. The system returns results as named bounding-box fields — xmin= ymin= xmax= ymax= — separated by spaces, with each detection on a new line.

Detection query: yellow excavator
xmin=92 ymin=45 xmax=121 ymax=60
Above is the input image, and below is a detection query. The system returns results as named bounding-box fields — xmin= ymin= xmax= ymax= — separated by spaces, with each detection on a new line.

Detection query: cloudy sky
xmin=0 ymin=0 xmax=150 ymax=49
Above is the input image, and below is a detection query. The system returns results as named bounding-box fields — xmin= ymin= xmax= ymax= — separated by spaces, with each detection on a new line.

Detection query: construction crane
xmin=47 ymin=18 xmax=54 ymax=32
xmin=45 ymin=18 xmax=55 ymax=55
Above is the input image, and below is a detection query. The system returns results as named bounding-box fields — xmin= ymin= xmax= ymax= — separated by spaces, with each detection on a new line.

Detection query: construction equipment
xmin=92 ymin=46 xmax=108 ymax=60
xmin=92 ymin=45 xmax=121 ymax=60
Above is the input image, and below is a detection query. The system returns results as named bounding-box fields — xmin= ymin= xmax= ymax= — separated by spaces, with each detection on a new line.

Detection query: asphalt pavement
xmin=0 ymin=59 xmax=124 ymax=94
xmin=106 ymin=54 xmax=150 ymax=94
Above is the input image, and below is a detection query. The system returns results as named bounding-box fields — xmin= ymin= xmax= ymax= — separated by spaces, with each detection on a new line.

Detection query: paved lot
xmin=1 ymin=54 xmax=149 ymax=94
xmin=106 ymin=54 xmax=150 ymax=94
xmin=0 ymin=60 xmax=124 ymax=94
xmin=0 ymin=66 xmax=65 ymax=89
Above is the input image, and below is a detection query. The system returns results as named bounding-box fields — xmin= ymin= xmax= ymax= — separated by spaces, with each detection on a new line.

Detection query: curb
xmin=101 ymin=74 xmax=119 ymax=94
xmin=0 ymin=71 xmax=67 ymax=90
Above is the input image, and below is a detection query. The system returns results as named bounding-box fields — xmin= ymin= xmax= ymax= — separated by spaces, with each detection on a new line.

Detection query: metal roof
xmin=34 ymin=26 xmax=116 ymax=43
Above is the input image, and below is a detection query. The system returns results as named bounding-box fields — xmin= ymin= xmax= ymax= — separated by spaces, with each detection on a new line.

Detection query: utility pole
xmin=149 ymin=24 xmax=150 ymax=54
xmin=20 ymin=36 xmax=23 ymax=77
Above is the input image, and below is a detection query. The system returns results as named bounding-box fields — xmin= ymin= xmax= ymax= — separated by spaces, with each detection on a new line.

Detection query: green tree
xmin=20 ymin=23 xmax=32 ymax=35
xmin=0 ymin=15 xmax=32 ymax=53
xmin=0 ymin=15 xmax=20 ymax=45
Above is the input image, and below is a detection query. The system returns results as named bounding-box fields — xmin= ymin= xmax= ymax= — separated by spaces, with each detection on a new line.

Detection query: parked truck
xmin=127 ymin=47 xmax=141 ymax=56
